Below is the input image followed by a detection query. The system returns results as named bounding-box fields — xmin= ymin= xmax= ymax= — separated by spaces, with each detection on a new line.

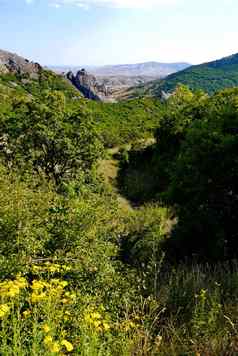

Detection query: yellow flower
xmin=128 ymin=321 xmax=136 ymax=328
xmin=61 ymin=339 xmax=74 ymax=352
xmin=42 ymin=324 xmax=51 ymax=333
xmin=32 ymin=265 xmax=41 ymax=272
xmin=61 ymin=330 xmax=67 ymax=338
xmin=22 ymin=310 xmax=32 ymax=318
xmin=102 ymin=322 xmax=110 ymax=331
xmin=60 ymin=281 xmax=68 ymax=288
xmin=31 ymin=292 xmax=47 ymax=303
xmin=31 ymin=280 xmax=48 ymax=290
xmin=93 ymin=320 xmax=101 ymax=328
xmin=62 ymin=265 xmax=71 ymax=272
xmin=84 ymin=314 xmax=92 ymax=323
xmin=48 ymin=264 xmax=61 ymax=273
xmin=0 ymin=304 xmax=10 ymax=318
xmin=44 ymin=335 xmax=53 ymax=345
xmin=15 ymin=275 xmax=28 ymax=288
xmin=121 ymin=320 xmax=137 ymax=332
xmin=91 ymin=312 xmax=101 ymax=319
xmin=7 ymin=286 xmax=20 ymax=298
xmin=50 ymin=342 xmax=60 ymax=353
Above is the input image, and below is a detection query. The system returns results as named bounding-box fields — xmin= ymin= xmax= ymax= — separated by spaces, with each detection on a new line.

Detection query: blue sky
xmin=0 ymin=0 xmax=238 ymax=65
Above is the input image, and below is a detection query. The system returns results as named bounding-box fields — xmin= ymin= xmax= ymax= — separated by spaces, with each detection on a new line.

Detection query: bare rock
xmin=0 ymin=49 xmax=42 ymax=76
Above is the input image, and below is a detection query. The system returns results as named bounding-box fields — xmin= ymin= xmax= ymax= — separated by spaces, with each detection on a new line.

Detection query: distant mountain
xmin=87 ymin=61 xmax=191 ymax=78
xmin=49 ymin=61 xmax=190 ymax=101
xmin=50 ymin=61 xmax=190 ymax=78
xmin=144 ymin=52 xmax=238 ymax=96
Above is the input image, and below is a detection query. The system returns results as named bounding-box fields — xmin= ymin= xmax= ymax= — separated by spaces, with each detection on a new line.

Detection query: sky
xmin=0 ymin=0 xmax=238 ymax=66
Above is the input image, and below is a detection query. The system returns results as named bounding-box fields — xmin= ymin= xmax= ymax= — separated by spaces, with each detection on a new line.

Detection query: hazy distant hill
xmin=142 ymin=52 xmax=238 ymax=96
xmin=49 ymin=61 xmax=190 ymax=101
xmin=87 ymin=61 xmax=190 ymax=77
xmin=50 ymin=61 xmax=190 ymax=78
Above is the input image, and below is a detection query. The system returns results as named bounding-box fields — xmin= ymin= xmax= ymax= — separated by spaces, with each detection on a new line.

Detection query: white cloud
xmin=49 ymin=0 xmax=179 ymax=9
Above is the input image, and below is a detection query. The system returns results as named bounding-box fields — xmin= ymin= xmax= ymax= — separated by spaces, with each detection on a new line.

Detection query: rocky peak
xmin=66 ymin=69 xmax=109 ymax=101
xmin=0 ymin=49 xmax=42 ymax=77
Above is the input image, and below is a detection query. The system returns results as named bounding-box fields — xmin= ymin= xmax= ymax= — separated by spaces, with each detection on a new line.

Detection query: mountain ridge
xmin=141 ymin=52 xmax=238 ymax=96
xmin=49 ymin=61 xmax=191 ymax=78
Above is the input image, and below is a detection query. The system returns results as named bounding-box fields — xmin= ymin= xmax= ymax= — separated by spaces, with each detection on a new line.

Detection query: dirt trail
xmin=98 ymin=156 xmax=133 ymax=212
xmin=98 ymin=138 xmax=156 ymax=212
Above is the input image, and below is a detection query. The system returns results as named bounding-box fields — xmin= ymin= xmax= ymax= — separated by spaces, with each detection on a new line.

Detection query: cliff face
xmin=67 ymin=69 xmax=109 ymax=101
xmin=0 ymin=49 xmax=41 ymax=77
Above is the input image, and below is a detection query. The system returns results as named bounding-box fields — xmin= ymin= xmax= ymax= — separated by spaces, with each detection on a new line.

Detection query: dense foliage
xmin=120 ymin=85 xmax=238 ymax=261
xmin=1 ymin=68 xmax=238 ymax=355
xmin=159 ymin=64 xmax=238 ymax=95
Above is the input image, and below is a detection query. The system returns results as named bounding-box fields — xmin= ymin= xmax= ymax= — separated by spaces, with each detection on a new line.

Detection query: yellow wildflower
xmin=22 ymin=310 xmax=31 ymax=318
xmin=102 ymin=322 xmax=110 ymax=331
xmin=32 ymin=265 xmax=41 ymax=272
xmin=91 ymin=312 xmax=101 ymax=319
xmin=60 ymin=281 xmax=68 ymax=288
xmin=44 ymin=335 xmax=53 ymax=345
xmin=84 ymin=314 xmax=92 ymax=323
xmin=62 ymin=265 xmax=71 ymax=272
xmin=61 ymin=339 xmax=74 ymax=352
xmin=31 ymin=280 xmax=48 ymax=290
xmin=70 ymin=293 xmax=76 ymax=300
xmin=15 ymin=275 xmax=28 ymax=288
xmin=50 ymin=342 xmax=60 ymax=353
xmin=0 ymin=304 xmax=10 ymax=318
xmin=121 ymin=320 xmax=137 ymax=332
xmin=7 ymin=286 xmax=20 ymax=298
xmin=31 ymin=292 xmax=47 ymax=303
xmin=93 ymin=320 xmax=101 ymax=328
xmin=129 ymin=321 xmax=136 ymax=328
xmin=64 ymin=292 xmax=76 ymax=302
xmin=42 ymin=324 xmax=51 ymax=333
xmin=48 ymin=264 xmax=61 ymax=273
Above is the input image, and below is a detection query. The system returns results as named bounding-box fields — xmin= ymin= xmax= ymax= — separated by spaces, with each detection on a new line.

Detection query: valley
xmin=49 ymin=61 xmax=190 ymax=101
xmin=1 ymin=47 xmax=238 ymax=355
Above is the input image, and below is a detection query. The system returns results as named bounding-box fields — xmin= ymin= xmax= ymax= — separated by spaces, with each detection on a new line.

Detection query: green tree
xmin=166 ymin=89 xmax=238 ymax=260
xmin=0 ymin=91 xmax=103 ymax=184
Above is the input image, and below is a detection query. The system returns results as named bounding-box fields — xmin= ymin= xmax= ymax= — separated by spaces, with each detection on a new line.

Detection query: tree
xmin=0 ymin=91 xmax=104 ymax=184
xmin=165 ymin=89 xmax=238 ymax=260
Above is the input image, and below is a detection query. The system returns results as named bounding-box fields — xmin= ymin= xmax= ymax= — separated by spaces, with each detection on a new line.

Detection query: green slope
xmin=0 ymin=69 xmax=81 ymax=99
xmin=140 ymin=53 xmax=238 ymax=96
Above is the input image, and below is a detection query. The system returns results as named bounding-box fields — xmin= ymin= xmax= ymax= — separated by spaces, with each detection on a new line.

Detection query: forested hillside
xmin=1 ymin=61 xmax=238 ymax=355
xmin=137 ymin=52 xmax=238 ymax=97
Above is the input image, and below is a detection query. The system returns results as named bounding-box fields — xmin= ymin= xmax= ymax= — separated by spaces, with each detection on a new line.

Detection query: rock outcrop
xmin=66 ymin=69 xmax=109 ymax=101
xmin=0 ymin=49 xmax=42 ymax=77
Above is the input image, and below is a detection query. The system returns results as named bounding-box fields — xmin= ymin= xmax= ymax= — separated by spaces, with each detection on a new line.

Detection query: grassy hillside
xmin=135 ymin=53 xmax=238 ymax=96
